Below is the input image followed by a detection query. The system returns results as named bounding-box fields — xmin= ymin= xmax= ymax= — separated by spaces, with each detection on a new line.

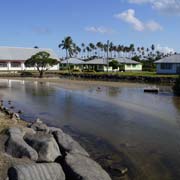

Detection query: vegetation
xmin=173 ymin=76 xmax=180 ymax=95
xmin=59 ymin=36 xmax=175 ymax=61
xmin=25 ymin=51 xmax=58 ymax=78
xmin=109 ymin=60 xmax=119 ymax=70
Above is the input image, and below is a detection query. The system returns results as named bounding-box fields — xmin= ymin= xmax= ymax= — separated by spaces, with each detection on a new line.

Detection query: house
xmin=60 ymin=58 xmax=84 ymax=70
xmin=155 ymin=54 xmax=180 ymax=74
xmin=0 ymin=47 xmax=59 ymax=71
xmin=113 ymin=58 xmax=142 ymax=71
xmin=84 ymin=59 xmax=112 ymax=72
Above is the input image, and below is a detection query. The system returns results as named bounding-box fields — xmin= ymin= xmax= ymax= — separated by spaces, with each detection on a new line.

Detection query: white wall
xmin=125 ymin=64 xmax=142 ymax=71
xmin=0 ymin=62 xmax=59 ymax=71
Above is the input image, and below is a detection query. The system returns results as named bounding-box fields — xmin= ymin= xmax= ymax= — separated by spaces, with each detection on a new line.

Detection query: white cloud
xmin=114 ymin=9 xmax=145 ymax=31
xmin=85 ymin=26 xmax=115 ymax=34
xmin=114 ymin=9 xmax=163 ymax=32
xmin=156 ymin=44 xmax=175 ymax=54
xmin=128 ymin=0 xmax=180 ymax=15
xmin=146 ymin=20 xmax=163 ymax=31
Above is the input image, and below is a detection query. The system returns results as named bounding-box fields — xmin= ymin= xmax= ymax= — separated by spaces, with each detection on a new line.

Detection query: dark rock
xmin=65 ymin=153 xmax=112 ymax=180
xmin=53 ymin=130 xmax=89 ymax=157
xmin=30 ymin=121 xmax=49 ymax=133
xmin=24 ymin=134 xmax=61 ymax=162
xmin=10 ymin=113 xmax=20 ymax=120
xmin=5 ymin=128 xmax=38 ymax=161
xmin=8 ymin=163 xmax=65 ymax=180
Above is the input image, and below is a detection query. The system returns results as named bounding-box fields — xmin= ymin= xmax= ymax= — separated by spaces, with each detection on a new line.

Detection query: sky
xmin=0 ymin=0 xmax=179 ymax=56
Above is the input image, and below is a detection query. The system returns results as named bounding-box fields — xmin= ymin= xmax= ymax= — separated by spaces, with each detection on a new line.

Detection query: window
xmin=160 ymin=63 xmax=172 ymax=70
xmin=0 ymin=62 xmax=7 ymax=67
xmin=11 ymin=62 xmax=21 ymax=67
xmin=132 ymin=64 xmax=136 ymax=68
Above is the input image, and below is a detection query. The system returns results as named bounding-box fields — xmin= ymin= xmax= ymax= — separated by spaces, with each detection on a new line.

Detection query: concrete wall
xmin=156 ymin=63 xmax=180 ymax=74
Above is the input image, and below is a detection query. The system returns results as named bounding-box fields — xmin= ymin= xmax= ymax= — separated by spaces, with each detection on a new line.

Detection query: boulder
xmin=53 ymin=130 xmax=89 ymax=157
xmin=65 ymin=153 xmax=112 ymax=180
xmin=5 ymin=128 xmax=38 ymax=161
xmin=24 ymin=134 xmax=61 ymax=162
xmin=8 ymin=163 xmax=65 ymax=180
xmin=22 ymin=127 xmax=36 ymax=136
xmin=30 ymin=121 xmax=49 ymax=133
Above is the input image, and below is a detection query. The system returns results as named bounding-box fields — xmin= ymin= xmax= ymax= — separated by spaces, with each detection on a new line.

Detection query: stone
xmin=65 ymin=153 xmax=112 ymax=180
xmin=5 ymin=128 xmax=38 ymax=161
xmin=10 ymin=113 xmax=20 ymax=120
xmin=22 ymin=127 xmax=36 ymax=136
xmin=24 ymin=134 xmax=61 ymax=162
xmin=30 ymin=121 xmax=49 ymax=133
xmin=8 ymin=163 xmax=65 ymax=180
xmin=53 ymin=130 xmax=89 ymax=157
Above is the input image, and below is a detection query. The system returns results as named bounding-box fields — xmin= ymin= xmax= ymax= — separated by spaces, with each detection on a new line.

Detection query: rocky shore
xmin=0 ymin=101 xmax=112 ymax=180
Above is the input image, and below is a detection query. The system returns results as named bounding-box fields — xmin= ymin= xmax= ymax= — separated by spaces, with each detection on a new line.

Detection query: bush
xmin=20 ymin=71 xmax=33 ymax=77
xmin=173 ymin=76 xmax=180 ymax=96
xmin=82 ymin=69 xmax=96 ymax=73
xmin=72 ymin=69 xmax=81 ymax=73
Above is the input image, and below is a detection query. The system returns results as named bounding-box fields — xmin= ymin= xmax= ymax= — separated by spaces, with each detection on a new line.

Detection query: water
xmin=0 ymin=79 xmax=180 ymax=180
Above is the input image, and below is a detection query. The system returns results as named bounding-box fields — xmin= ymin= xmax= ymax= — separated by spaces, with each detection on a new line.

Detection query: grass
xmin=57 ymin=71 xmax=179 ymax=78
xmin=0 ymin=70 xmax=178 ymax=79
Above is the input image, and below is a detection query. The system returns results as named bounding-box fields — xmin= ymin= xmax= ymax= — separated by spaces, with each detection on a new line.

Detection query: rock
xmin=5 ymin=128 xmax=38 ymax=161
xmin=53 ymin=130 xmax=89 ymax=157
xmin=24 ymin=134 xmax=61 ymax=162
xmin=18 ymin=110 xmax=23 ymax=114
xmin=10 ymin=113 xmax=20 ymax=120
xmin=35 ymin=118 xmax=43 ymax=124
xmin=30 ymin=121 xmax=49 ymax=133
xmin=65 ymin=153 xmax=112 ymax=180
xmin=22 ymin=127 xmax=36 ymax=136
xmin=8 ymin=163 xmax=65 ymax=180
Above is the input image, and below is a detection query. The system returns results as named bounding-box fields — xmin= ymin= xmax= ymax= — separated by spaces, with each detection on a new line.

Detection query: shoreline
xmin=0 ymin=100 xmax=127 ymax=180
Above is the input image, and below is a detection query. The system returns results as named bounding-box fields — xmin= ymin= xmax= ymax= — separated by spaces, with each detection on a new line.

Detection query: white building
xmin=155 ymin=54 xmax=180 ymax=74
xmin=0 ymin=47 xmax=59 ymax=71
xmin=114 ymin=58 xmax=142 ymax=71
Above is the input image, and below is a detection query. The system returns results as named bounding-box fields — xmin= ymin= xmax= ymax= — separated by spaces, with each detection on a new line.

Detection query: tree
xmin=25 ymin=51 xmax=58 ymax=78
xmin=173 ymin=76 xmax=180 ymax=96
xmin=58 ymin=36 xmax=75 ymax=72
xmin=109 ymin=60 xmax=119 ymax=70
xmin=58 ymin=36 xmax=75 ymax=58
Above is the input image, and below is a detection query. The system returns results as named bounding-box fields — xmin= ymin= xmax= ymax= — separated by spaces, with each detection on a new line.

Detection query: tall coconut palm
xmin=58 ymin=36 xmax=75 ymax=72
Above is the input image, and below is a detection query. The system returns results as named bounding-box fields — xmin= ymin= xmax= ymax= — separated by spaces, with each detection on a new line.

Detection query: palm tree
xmin=96 ymin=42 xmax=103 ymax=58
xmin=58 ymin=36 xmax=75 ymax=72
xmin=89 ymin=43 xmax=95 ymax=57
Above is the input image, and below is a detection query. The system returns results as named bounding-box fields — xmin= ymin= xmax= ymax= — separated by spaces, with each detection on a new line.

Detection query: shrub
xmin=82 ymin=69 xmax=96 ymax=73
xmin=173 ymin=76 xmax=180 ymax=96
xmin=20 ymin=71 xmax=33 ymax=77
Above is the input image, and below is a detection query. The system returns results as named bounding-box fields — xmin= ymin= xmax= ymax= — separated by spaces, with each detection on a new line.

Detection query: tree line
xmin=58 ymin=36 xmax=176 ymax=60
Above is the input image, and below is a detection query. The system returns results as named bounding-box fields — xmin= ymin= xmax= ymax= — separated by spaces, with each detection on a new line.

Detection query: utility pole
xmin=107 ymin=40 xmax=109 ymax=73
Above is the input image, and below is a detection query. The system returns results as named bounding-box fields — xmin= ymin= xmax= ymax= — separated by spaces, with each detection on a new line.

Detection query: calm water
xmin=1 ymin=79 xmax=180 ymax=180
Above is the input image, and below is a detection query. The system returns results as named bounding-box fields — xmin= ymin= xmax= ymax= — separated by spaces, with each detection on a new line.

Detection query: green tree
xmin=25 ymin=51 xmax=58 ymax=78
xmin=173 ymin=76 xmax=180 ymax=96
xmin=58 ymin=36 xmax=75 ymax=72
xmin=109 ymin=60 xmax=119 ymax=70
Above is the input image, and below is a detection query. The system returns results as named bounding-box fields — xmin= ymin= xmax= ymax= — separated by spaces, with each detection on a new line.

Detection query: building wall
xmin=0 ymin=61 xmax=59 ymax=71
xmin=156 ymin=63 xmax=180 ymax=74
xmin=125 ymin=64 xmax=142 ymax=71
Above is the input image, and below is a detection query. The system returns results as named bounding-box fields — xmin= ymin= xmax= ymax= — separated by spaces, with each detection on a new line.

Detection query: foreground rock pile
xmin=5 ymin=119 xmax=112 ymax=180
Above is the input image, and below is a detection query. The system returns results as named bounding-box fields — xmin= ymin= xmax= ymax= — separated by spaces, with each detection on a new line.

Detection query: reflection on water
xmin=1 ymin=79 xmax=180 ymax=180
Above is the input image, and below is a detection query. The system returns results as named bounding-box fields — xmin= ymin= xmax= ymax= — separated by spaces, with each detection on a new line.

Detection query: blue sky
xmin=0 ymin=0 xmax=179 ymax=56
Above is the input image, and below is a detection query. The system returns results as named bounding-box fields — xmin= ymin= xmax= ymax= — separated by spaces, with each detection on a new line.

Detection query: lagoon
xmin=0 ymin=78 xmax=180 ymax=180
